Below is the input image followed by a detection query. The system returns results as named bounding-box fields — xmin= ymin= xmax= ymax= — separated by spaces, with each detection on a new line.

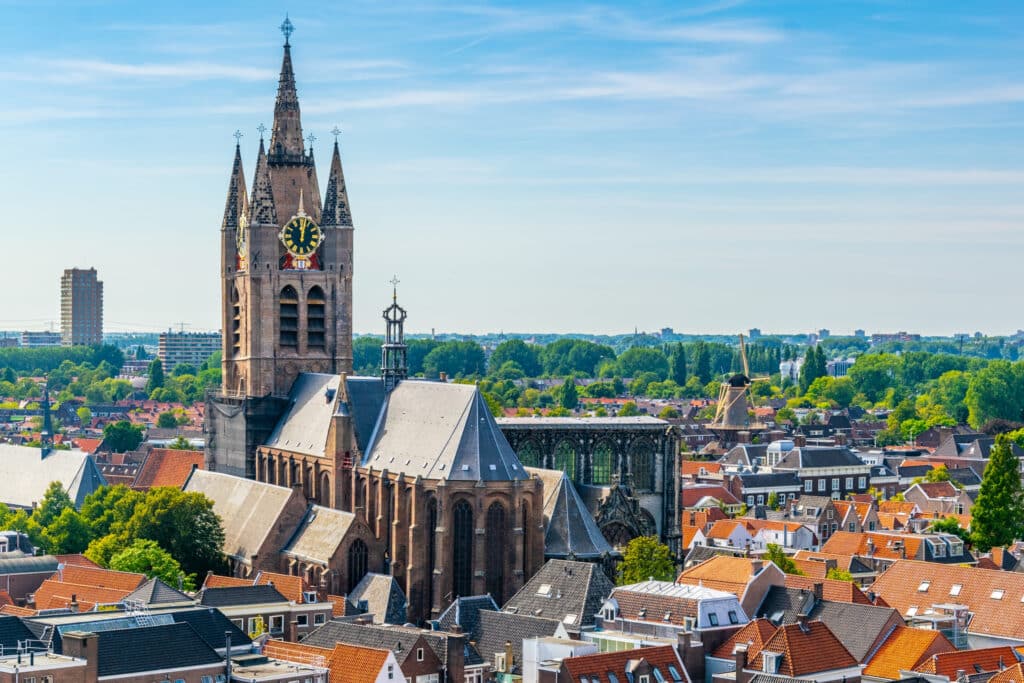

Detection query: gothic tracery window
xmin=630 ymin=441 xmax=655 ymax=491
xmin=485 ymin=502 xmax=507 ymax=603
xmin=516 ymin=441 xmax=542 ymax=468
xmin=347 ymin=538 xmax=368 ymax=592
xmin=452 ymin=500 xmax=474 ymax=598
xmin=554 ymin=441 xmax=576 ymax=481
xmin=591 ymin=441 xmax=614 ymax=485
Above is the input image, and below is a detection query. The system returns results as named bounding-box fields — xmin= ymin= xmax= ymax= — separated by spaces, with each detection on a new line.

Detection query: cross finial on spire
xmin=233 ymin=129 xmax=243 ymax=145
xmin=390 ymin=275 xmax=400 ymax=302
xmin=257 ymin=123 xmax=267 ymax=140
xmin=306 ymin=132 xmax=316 ymax=149
xmin=280 ymin=14 xmax=294 ymax=46
xmin=331 ymin=126 xmax=342 ymax=142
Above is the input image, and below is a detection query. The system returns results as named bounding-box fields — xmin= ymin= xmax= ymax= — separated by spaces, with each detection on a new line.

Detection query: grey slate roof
xmin=91 ymin=622 xmax=222 ymax=677
xmin=363 ymin=381 xmax=528 ymax=481
xmin=0 ymin=444 xmax=107 ymax=508
xmin=347 ymin=573 xmax=407 ymax=625
xmin=0 ymin=615 xmax=36 ymax=651
xmin=775 ymin=446 xmax=867 ymax=470
xmin=0 ymin=554 xmax=59 ymax=575
xmin=527 ymin=468 xmax=616 ymax=560
xmin=502 ymin=559 xmax=614 ymax=632
xmin=283 ymin=505 xmax=357 ymax=565
xmin=683 ymin=544 xmax=747 ymax=569
xmin=737 ymin=472 xmax=802 ymax=489
xmin=199 ymin=584 xmax=288 ymax=607
xmin=184 ymin=469 xmax=298 ymax=564
xmin=124 ymin=578 xmax=193 ymax=605
xmin=473 ymin=610 xmax=562 ymax=673
xmin=754 ymin=586 xmax=900 ymax=662
xmin=436 ymin=595 xmax=499 ymax=635
xmin=301 ymin=620 xmax=453 ymax=663
xmin=167 ymin=606 xmax=252 ymax=650
xmin=344 ymin=377 xmax=387 ymax=454
xmin=265 ymin=373 xmax=341 ymax=457
xmin=720 ymin=444 xmax=768 ymax=468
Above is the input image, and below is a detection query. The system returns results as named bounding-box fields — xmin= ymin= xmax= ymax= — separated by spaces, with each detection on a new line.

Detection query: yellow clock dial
xmin=279 ymin=216 xmax=322 ymax=256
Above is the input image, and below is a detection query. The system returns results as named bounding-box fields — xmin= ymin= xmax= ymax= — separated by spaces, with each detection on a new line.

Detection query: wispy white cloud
xmin=27 ymin=58 xmax=276 ymax=83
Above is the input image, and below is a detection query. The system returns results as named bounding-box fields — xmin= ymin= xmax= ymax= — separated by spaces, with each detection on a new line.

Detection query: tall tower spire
xmin=221 ymin=138 xmax=248 ymax=230
xmin=322 ymin=136 xmax=353 ymax=227
xmin=381 ymin=278 xmax=408 ymax=393
xmin=250 ymin=136 xmax=277 ymax=226
xmin=269 ymin=16 xmax=305 ymax=161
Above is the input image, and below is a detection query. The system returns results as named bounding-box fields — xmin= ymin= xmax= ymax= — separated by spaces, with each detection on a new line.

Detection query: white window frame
xmin=297 ymin=614 xmax=309 ymax=626
xmin=314 ymin=612 xmax=327 ymax=625
xmin=805 ymin=480 xmax=813 ymax=493
xmin=858 ymin=476 xmax=867 ymax=489
xmin=417 ymin=647 xmax=425 ymax=662
xmin=845 ymin=477 xmax=853 ymax=489
xmin=818 ymin=479 xmax=826 ymax=492
xmin=831 ymin=478 xmax=840 ymax=491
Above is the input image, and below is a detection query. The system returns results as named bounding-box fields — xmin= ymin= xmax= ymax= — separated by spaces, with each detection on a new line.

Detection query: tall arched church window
xmin=592 ymin=442 xmax=614 ymax=485
xmin=347 ymin=539 xmax=368 ymax=592
xmin=279 ymin=285 xmax=299 ymax=347
xmin=516 ymin=441 xmax=542 ymax=468
xmin=452 ymin=500 xmax=474 ymax=598
xmin=307 ymin=286 xmax=325 ymax=348
xmin=554 ymin=441 xmax=576 ymax=481
xmin=630 ymin=442 xmax=655 ymax=491
xmin=485 ymin=503 xmax=507 ymax=603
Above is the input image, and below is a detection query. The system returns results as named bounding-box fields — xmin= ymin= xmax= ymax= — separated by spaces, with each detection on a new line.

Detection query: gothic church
xmin=205 ymin=20 xmax=543 ymax=621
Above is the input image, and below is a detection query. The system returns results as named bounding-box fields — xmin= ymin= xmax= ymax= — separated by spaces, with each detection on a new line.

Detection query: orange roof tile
xmin=784 ymin=575 xmax=874 ymax=605
xmin=256 ymin=571 xmax=309 ymax=603
xmin=133 ymin=448 xmax=205 ymax=490
xmin=791 ymin=560 xmax=828 ymax=580
xmin=32 ymin=579 xmax=135 ymax=611
xmin=878 ymin=501 xmax=918 ymax=515
xmin=677 ymin=556 xmax=759 ymax=596
xmin=915 ymin=647 xmax=1018 ymax=678
xmin=327 ymin=595 xmax=349 ymax=618
xmin=265 ymin=640 xmax=392 ymax=683
xmin=55 ymin=565 xmax=146 ymax=592
xmin=564 ymin=645 xmax=689 ymax=683
xmin=820 ymin=531 xmax=923 ymax=560
xmin=706 ymin=520 xmax=747 ymax=540
xmin=863 ymin=626 xmax=955 ymax=680
xmin=711 ymin=619 xmax=778 ymax=659
xmin=682 ymin=461 xmax=723 ymax=476
xmin=203 ymin=574 xmax=253 ymax=589
xmin=749 ymin=621 xmax=856 ymax=677
xmin=73 ymin=438 xmax=103 ymax=454
xmin=55 ymin=554 xmax=100 ymax=568
xmin=872 ymin=560 xmax=1024 ymax=641
xmin=681 ymin=526 xmax=702 ymax=549
xmin=0 ymin=605 xmax=36 ymax=616
xmin=989 ymin=663 xmax=1024 ymax=683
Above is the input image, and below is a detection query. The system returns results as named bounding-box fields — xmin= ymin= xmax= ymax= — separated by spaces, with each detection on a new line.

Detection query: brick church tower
xmin=207 ymin=18 xmax=355 ymax=477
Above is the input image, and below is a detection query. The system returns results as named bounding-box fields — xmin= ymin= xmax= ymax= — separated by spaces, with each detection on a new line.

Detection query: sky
xmin=1 ymin=0 xmax=1023 ymax=337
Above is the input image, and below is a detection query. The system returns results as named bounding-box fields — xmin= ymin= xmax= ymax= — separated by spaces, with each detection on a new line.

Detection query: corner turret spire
xmin=322 ymin=136 xmax=354 ymax=227
xmin=250 ymin=136 xmax=277 ymax=226
xmin=269 ymin=16 xmax=305 ymax=160
xmin=221 ymin=137 xmax=248 ymax=230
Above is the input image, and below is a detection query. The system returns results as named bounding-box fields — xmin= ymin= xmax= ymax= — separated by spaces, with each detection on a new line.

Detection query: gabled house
xmin=597 ymin=580 xmax=749 ymax=638
xmin=861 ymin=626 xmax=954 ymax=681
xmin=821 ymin=531 xmax=975 ymax=567
xmin=712 ymin=621 xmax=860 ymax=683
xmin=833 ymin=500 xmax=881 ymax=534
xmin=902 ymin=482 xmax=973 ymax=517
xmin=913 ymin=646 xmax=1021 ymax=681
xmin=770 ymin=445 xmax=871 ymax=500
xmin=561 ymin=645 xmax=690 ymax=683
xmin=502 ymin=559 xmax=615 ymax=634
xmin=784 ymin=496 xmax=840 ymax=546
xmin=676 ymin=556 xmax=785 ymax=618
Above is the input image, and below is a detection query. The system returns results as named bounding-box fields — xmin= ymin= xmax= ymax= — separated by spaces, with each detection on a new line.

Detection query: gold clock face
xmin=280 ymin=215 xmax=322 ymax=256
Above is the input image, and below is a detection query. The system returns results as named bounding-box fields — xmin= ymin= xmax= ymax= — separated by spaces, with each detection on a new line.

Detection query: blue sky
xmin=1 ymin=0 xmax=1023 ymax=337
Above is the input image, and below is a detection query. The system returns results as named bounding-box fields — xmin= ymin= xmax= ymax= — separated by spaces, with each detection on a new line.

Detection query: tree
xmin=422 ymin=341 xmax=486 ymax=378
xmin=76 ymin=406 xmax=92 ymax=424
xmin=172 ymin=363 xmax=197 ymax=377
xmin=766 ymin=492 xmax=779 ymax=510
xmin=929 ymin=516 xmax=971 ymax=544
xmin=146 ymin=358 xmax=165 ymax=393
xmin=488 ymin=340 xmax=541 ymax=377
xmin=103 ymin=420 xmax=143 ymax=453
xmin=826 ymin=567 xmax=854 ymax=582
xmin=167 ymin=436 xmax=192 ymax=450
xmin=658 ymin=406 xmax=680 ymax=419
xmin=110 ymin=539 xmax=196 ymax=591
xmin=799 ymin=347 xmax=826 ymax=395
xmin=559 ymin=379 xmax=579 ymax=410
xmin=616 ymin=348 xmax=669 ymax=380
xmin=136 ymin=345 xmax=148 ymax=360
xmin=80 ymin=485 xmax=144 ymax=539
xmin=669 ymin=344 xmax=687 ymax=386
xmin=122 ymin=487 xmax=226 ymax=577
xmin=765 ymin=543 xmax=803 ymax=575
xmin=971 ymin=434 xmax=1024 ymax=551
xmin=618 ymin=401 xmax=641 ymax=417
xmin=41 ymin=507 xmax=91 ymax=554
xmin=692 ymin=342 xmax=712 ymax=385
xmin=156 ymin=411 xmax=178 ymax=429
xmin=617 ymin=536 xmax=675 ymax=585
xmin=34 ymin=482 xmax=73 ymax=529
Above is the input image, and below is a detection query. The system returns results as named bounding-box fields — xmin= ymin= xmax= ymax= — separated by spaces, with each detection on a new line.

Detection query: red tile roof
xmin=682 ymin=485 xmax=741 ymax=508
xmin=711 ymin=619 xmax=778 ymax=659
xmin=862 ymin=626 xmax=954 ymax=680
xmin=55 ymin=554 xmax=100 ymax=568
xmin=913 ymin=482 xmax=959 ymax=499
xmin=820 ymin=531 xmax=924 ymax=560
xmin=133 ymin=448 xmax=205 ymax=490
xmin=915 ymin=647 xmax=1019 ymax=678
xmin=563 ymin=645 xmax=689 ymax=683
xmin=749 ymin=621 xmax=856 ymax=677
xmin=73 ymin=438 xmax=103 ymax=454
xmin=264 ymin=640 xmax=392 ymax=683
xmin=203 ymin=574 xmax=252 ymax=590
xmin=677 ymin=556 xmax=760 ymax=596
xmin=256 ymin=571 xmax=309 ymax=604
xmin=784 ymin=575 xmax=874 ymax=605
xmin=988 ymin=663 xmax=1024 ymax=683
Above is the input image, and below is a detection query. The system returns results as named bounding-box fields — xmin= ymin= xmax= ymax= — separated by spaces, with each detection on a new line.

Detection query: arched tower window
xmin=516 ymin=441 xmax=542 ymax=468
xmin=630 ymin=442 xmax=655 ymax=491
xmin=485 ymin=502 xmax=507 ymax=603
xmin=230 ymin=286 xmax=241 ymax=357
xmin=427 ymin=499 xmax=438 ymax=613
xmin=307 ymin=286 xmax=326 ymax=349
xmin=554 ymin=441 xmax=576 ymax=481
xmin=591 ymin=441 xmax=614 ymax=485
xmin=279 ymin=285 xmax=299 ymax=347
xmin=452 ymin=500 xmax=474 ymax=598
xmin=347 ymin=539 xmax=368 ymax=592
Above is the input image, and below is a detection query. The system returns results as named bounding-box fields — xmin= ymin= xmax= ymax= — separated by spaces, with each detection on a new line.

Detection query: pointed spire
xmin=250 ymin=138 xmax=277 ymax=226
xmin=221 ymin=142 xmax=248 ymax=230
xmin=322 ymin=139 xmax=353 ymax=227
xmin=269 ymin=17 xmax=305 ymax=159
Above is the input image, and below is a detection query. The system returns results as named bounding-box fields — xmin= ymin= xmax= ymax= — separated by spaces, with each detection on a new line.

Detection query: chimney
xmin=62 ymin=631 xmax=99 ymax=683
xmin=835 ymin=433 xmax=847 ymax=446
xmin=355 ymin=616 xmax=373 ymax=626
xmin=812 ymin=582 xmax=823 ymax=604
xmin=734 ymin=644 xmax=749 ymax=683
xmin=504 ymin=641 xmax=514 ymax=674
xmin=793 ymin=435 xmax=806 ymax=447
xmin=225 ymin=629 xmax=233 ymax=679
xmin=446 ymin=627 xmax=467 ymax=683
xmin=439 ymin=372 xmax=448 ymax=382
xmin=287 ymin=619 xmax=299 ymax=642
xmin=749 ymin=559 xmax=763 ymax=575
xmin=70 ymin=593 xmax=79 ymax=612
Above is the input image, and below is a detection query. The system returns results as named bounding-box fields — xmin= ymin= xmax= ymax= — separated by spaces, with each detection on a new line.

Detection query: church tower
xmin=207 ymin=18 xmax=355 ymax=478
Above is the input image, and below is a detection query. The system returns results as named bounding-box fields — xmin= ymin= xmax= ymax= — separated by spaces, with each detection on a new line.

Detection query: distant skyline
xmin=2 ymin=1 xmax=1023 ymax=336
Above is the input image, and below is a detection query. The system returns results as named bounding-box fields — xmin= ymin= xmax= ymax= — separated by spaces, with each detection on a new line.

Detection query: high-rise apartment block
xmin=158 ymin=330 xmax=222 ymax=371
xmin=60 ymin=268 xmax=103 ymax=346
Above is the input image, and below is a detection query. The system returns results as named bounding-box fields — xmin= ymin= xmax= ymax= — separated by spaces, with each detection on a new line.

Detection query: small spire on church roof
xmin=250 ymin=137 xmax=277 ymax=226
xmin=322 ymin=136 xmax=353 ymax=227
xmin=221 ymin=141 xmax=248 ymax=230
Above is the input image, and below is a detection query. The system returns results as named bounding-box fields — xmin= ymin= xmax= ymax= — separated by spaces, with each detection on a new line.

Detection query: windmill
xmin=708 ymin=334 xmax=767 ymax=443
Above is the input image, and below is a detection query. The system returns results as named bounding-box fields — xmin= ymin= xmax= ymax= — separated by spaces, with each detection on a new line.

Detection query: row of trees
xmin=0 ymin=483 xmax=225 ymax=589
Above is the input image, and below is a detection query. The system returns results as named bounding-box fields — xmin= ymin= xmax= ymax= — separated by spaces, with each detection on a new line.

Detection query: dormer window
xmin=708 ymin=613 xmax=719 ymax=626
xmin=918 ymin=580 xmax=930 ymax=592
xmin=992 ymin=590 xmax=1005 ymax=600
xmin=762 ymin=652 xmax=781 ymax=674
xmin=950 ymin=584 xmax=962 ymax=597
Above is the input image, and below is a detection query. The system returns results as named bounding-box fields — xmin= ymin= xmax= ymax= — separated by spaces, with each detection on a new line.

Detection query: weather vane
xmin=233 ymin=129 xmax=243 ymax=145
xmin=331 ymin=126 xmax=342 ymax=142
xmin=306 ymin=132 xmax=316 ymax=149
xmin=280 ymin=15 xmax=294 ymax=45
xmin=256 ymin=123 xmax=267 ymax=140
